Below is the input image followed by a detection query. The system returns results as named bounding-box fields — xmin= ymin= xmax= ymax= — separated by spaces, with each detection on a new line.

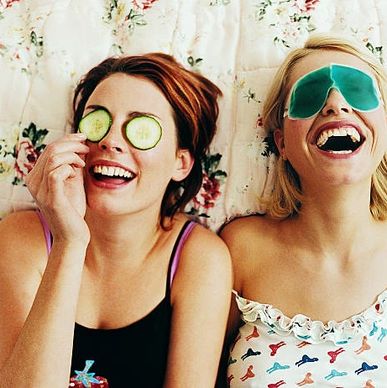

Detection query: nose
xmin=321 ymin=88 xmax=352 ymax=116
xmin=97 ymin=122 xmax=126 ymax=153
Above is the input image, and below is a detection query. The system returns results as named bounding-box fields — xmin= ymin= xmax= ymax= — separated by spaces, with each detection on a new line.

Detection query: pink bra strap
xmin=169 ymin=221 xmax=197 ymax=288
xmin=36 ymin=210 xmax=52 ymax=255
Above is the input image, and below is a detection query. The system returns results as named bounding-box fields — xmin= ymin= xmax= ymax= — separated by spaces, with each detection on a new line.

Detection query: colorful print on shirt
xmin=228 ymin=290 xmax=387 ymax=387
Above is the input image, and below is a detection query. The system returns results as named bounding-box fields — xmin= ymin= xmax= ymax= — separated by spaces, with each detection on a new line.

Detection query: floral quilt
xmin=0 ymin=0 xmax=386 ymax=231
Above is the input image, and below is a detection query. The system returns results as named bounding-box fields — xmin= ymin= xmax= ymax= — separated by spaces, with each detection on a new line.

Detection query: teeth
xmin=316 ymin=126 xmax=361 ymax=147
xmin=328 ymin=150 xmax=352 ymax=154
xmin=93 ymin=165 xmax=134 ymax=179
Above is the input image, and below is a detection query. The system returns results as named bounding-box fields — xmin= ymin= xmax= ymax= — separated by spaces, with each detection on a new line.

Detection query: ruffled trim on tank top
xmin=233 ymin=289 xmax=387 ymax=345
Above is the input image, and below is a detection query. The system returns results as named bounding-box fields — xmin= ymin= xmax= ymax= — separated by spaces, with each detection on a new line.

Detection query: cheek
xmin=359 ymin=108 xmax=386 ymax=129
xmin=379 ymin=113 xmax=387 ymax=147
xmin=282 ymin=121 xmax=313 ymax=171
xmin=156 ymin=131 xmax=178 ymax=162
xmin=137 ymin=145 xmax=177 ymax=172
xmin=360 ymin=110 xmax=387 ymax=150
xmin=282 ymin=120 xmax=311 ymax=149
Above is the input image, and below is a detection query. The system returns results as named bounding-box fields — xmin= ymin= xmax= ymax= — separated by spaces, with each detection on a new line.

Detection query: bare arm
xmin=0 ymin=215 xmax=87 ymax=387
xmin=164 ymin=226 xmax=232 ymax=388
xmin=216 ymin=295 xmax=241 ymax=387
xmin=215 ymin=219 xmax=250 ymax=387
xmin=0 ymin=134 xmax=90 ymax=387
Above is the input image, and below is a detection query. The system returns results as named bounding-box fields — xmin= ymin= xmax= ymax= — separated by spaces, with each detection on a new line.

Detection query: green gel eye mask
xmin=284 ymin=64 xmax=382 ymax=120
xmin=78 ymin=110 xmax=162 ymax=150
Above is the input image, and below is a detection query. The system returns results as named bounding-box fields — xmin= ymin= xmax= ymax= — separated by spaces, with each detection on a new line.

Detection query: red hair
xmin=72 ymin=53 xmax=222 ymax=228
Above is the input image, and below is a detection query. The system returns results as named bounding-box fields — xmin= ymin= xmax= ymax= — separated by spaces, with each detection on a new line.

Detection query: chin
xmin=86 ymin=198 xmax=122 ymax=216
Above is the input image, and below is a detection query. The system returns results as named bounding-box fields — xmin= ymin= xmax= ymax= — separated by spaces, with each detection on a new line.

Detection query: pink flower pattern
xmin=193 ymin=173 xmax=222 ymax=210
xmin=255 ymin=0 xmax=321 ymax=48
xmin=187 ymin=153 xmax=227 ymax=219
xmin=0 ymin=0 xmax=20 ymax=9
xmin=11 ymin=122 xmax=48 ymax=185
xmin=14 ymin=139 xmax=39 ymax=180
xmin=131 ymin=0 xmax=158 ymax=11
xmin=0 ymin=0 xmax=384 ymax=225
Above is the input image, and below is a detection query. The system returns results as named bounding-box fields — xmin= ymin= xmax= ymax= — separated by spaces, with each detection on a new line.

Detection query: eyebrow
xmin=84 ymin=104 xmax=162 ymax=121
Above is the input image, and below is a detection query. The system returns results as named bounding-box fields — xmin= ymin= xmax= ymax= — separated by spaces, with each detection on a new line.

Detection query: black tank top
xmin=71 ymin=297 xmax=170 ymax=387
xmin=70 ymin=221 xmax=196 ymax=387
xmin=37 ymin=211 xmax=196 ymax=388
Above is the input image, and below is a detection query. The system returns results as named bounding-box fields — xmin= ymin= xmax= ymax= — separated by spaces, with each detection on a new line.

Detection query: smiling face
xmin=82 ymin=73 xmax=193 ymax=216
xmin=275 ymin=50 xmax=387 ymax=189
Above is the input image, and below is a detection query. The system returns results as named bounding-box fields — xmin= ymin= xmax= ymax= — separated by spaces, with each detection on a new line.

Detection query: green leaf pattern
xmin=0 ymin=0 xmax=385 ymax=227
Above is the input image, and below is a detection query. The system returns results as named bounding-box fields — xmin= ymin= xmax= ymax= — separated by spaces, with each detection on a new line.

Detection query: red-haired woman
xmin=0 ymin=53 xmax=232 ymax=387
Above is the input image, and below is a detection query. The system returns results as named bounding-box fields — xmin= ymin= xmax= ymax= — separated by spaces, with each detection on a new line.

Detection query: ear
xmin=273 ymin=128 xmax=287 ymax=159
xmin=172 ymin=149 xmax=194 ymax=182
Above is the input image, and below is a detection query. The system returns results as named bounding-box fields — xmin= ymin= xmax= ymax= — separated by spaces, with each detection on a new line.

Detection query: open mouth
xmin=91 ymin=165 xmax=136 ymax=183
xmin=316 ymin=126 xmax=364 ymax=154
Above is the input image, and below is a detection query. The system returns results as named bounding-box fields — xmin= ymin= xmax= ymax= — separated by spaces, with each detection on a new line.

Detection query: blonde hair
xmin=262 ymin=33 xmax=387 ymax=220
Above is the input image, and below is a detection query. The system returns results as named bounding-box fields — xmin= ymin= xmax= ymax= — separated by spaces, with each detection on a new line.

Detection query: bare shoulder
xmin=182 ymin=221 xmax=231 ymax=273
xmin=0 ymin=210 xmax=47 ymax=275
xmin=166 ymin=220 xmax=233 ymax=385
xmin=220 ymin=215 xmax=264 ymax=241
xmin=219 ymin=214 xmax=282 ymax=289
xmin=220 ymin=214 xmax=280 ymax=255
xmin=171 ymin=220 xmax=232 ymax=300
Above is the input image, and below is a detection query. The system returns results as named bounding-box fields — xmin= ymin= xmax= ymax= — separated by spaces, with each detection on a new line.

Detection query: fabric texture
xmin=1 ymin=0 xmax=387 ymax=231
xmin=228 ymin=291 xmax=387 ymax=387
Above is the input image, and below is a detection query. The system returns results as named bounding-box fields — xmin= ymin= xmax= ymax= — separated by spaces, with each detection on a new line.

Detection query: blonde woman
xmin=220 ymin=34 xmax=387 ymax=386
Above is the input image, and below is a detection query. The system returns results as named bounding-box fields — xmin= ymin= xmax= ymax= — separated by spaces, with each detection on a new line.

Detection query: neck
xmin=84 ymin=207 xmax=163 ymax=270
xmin=293 ymin=181 xmax=377 ymax=257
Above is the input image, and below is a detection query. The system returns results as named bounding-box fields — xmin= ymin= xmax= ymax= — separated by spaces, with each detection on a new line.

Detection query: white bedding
xmin=0 ymin=0 xmax=386 ymax=230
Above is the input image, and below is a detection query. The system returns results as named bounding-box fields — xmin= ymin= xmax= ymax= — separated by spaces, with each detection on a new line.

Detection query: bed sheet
xmin=0 ymin=0 xmax=386 ymax=230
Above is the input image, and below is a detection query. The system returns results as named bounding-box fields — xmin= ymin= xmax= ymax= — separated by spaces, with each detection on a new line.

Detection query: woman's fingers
xmin=38 ymin=163 xmax=89 ymax=242
xmin=23 ymin=133 xmax=91 ymax=243
xmin=46 ymin=164 xmax=79 ymax=202
xmin=25 ymin=134 xmax=89 ymax=197
xmin=29 ymin=134 xmax=88 ymax=175
xmin=42 ymin=139 xmax=89 ymax=171
xmin=44 ymin=152 xmax=86 ymax=176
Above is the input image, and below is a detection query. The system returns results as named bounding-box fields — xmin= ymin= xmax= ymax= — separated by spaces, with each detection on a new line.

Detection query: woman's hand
xmin=25 ymin=133 xmax=90 ymax=244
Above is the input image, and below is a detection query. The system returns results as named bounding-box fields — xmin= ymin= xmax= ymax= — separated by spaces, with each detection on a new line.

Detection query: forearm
xmin=0 ymin=242 xmax=87 ymax=388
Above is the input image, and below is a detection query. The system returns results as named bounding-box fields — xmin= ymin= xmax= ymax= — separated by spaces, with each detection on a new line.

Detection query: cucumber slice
xmin=126 ymin=116 xmax=162 ymax=150
xmin=79 ymin=109 xmax=112 ymax=142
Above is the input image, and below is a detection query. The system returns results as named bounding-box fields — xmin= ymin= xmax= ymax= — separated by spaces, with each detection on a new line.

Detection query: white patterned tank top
xmin=227 ymin=290 xmax=387 ymax=387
